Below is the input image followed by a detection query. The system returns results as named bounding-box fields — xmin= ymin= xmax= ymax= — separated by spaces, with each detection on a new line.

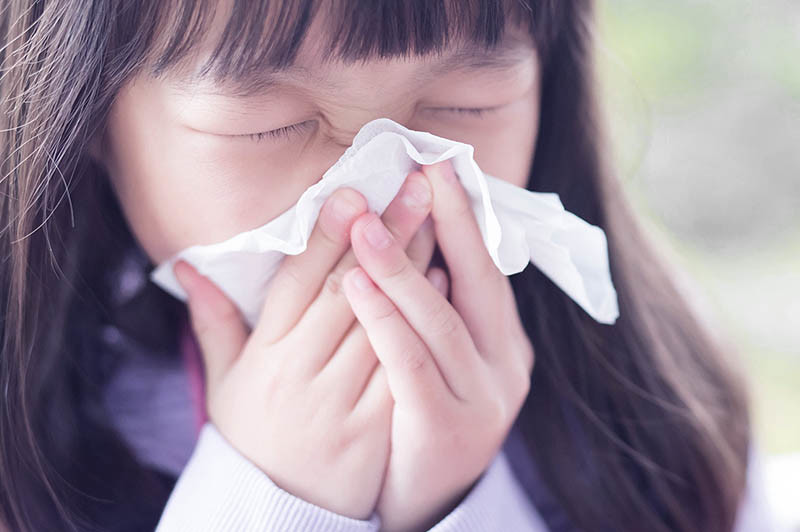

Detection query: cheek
xmin=411 ymin=88 xmax=540 ymax=190
xmin=103 ymin=83 xmax=333 ymax=263
xmin=471 ymin=90 xmax=540 ymax=189
xmin=107 ymin=142 xmax=326 ymax=263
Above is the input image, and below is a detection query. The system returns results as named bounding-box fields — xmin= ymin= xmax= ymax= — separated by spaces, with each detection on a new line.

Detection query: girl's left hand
xmin=342 ymin=160 xmax=535 ymax=532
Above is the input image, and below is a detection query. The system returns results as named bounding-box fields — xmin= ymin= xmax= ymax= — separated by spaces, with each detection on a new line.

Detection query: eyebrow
xmin=171 ymin=34 xmax=535 ymax=99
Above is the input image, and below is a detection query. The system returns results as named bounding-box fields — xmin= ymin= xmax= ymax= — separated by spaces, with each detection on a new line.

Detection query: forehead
xmin=151 ymin=0 xmax=536 ymax=97
xmin=175 ymin=31 xmax=536 ymax=99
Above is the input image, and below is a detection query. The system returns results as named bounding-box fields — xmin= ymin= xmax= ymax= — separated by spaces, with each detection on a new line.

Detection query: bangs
xmin=146 ymin=0 xmax=552 ymax=84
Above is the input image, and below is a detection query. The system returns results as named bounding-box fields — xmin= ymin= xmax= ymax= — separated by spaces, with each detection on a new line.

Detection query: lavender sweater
xmin=101 ymin=263 xmax=775 ymax=531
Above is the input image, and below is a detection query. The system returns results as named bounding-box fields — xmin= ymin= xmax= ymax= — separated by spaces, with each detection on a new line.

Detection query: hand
xmin=342 ymin=160 xmax=535 ymax=531
xmin=173 ymin=171 xmax=440 ymax=520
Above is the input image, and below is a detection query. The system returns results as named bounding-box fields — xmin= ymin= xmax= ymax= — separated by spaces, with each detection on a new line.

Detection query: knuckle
xmin=278 ymin=259 xmax=306 ymax=290
xmin=383 ymin=256 xmax=415 ymax=284
xmin=485 ymin=393 xmax=510 ymax=428
xmin=319 ymin=220 xmax=347 ymax=249
xmin=322 ymin=268 xmax=346 ymax=297
xmin=522 ymin=342 xmax=536 ymax=376
xmin=508 ymin=332 xmax=536 ymax=378
xmin=372 ymin=298 xmax=400 ymax=322
xmin=513 ymin=367 xmax=532 ymax=405
xmin=399 ymin=343 xmax=429 ymax=373
xmin=425 ymin=301 xmax=462 ymax=338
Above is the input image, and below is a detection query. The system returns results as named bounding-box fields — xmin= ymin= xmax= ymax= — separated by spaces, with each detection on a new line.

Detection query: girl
xmin=0 ymin=0 xmax=772 ymax=531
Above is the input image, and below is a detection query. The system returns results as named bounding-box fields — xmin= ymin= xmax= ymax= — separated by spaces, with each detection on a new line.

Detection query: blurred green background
xmin=595 ymin=0 xmax=800 ymax=456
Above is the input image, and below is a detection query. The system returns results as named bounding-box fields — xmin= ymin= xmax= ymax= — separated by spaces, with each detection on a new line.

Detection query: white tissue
xmin=151 ymin=118 xmax=619 ymax=328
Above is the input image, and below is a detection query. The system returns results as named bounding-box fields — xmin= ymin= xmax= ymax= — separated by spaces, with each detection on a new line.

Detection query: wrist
xmin=381 ymin=479 xmax=476 ymax=532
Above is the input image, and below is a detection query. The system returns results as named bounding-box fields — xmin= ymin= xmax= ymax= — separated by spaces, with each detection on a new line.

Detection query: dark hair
xmin=0 ymin=1 xmax=751 ymax=531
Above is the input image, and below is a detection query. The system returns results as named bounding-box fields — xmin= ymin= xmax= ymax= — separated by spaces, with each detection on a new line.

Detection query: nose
xmin=307 ymin=105 xmax=417 ymax=183
xmin=322 ymin=107 xmax=416 ymax=148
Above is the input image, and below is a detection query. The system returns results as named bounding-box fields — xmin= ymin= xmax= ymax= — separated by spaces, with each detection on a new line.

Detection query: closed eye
xmin=233 ymin=120 xmax=316 ymax=142
xmin=234 ymin=106 xmax=502 ymax=143
xmin=424 ymin=105 xmax=503 ymax=118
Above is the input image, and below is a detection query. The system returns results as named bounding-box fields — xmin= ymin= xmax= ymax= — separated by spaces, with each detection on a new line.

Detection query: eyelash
xmin=431 ymin=106 xmax=499 ymax=118
xmin=241 ymin=120 xmax=316 ymax=142
xmin=238 ymin=106 xmax=499 ymax=143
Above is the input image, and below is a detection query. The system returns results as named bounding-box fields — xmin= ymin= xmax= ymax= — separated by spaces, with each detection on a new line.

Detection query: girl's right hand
xmin=172 ymin=171 xmax=440 ymax=520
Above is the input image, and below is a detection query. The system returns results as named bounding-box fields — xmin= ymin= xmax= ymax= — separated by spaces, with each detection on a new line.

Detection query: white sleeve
xmin=733 ymin=445 xmax=782 ymax=532
xmin=427 ymin=450 xmax=549 ymax=532
xmin=155 ymin=422 xmax=381 ymax=532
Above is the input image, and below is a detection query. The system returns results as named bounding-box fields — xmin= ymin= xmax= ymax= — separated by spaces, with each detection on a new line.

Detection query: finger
xmin=426 ymin=267 xmax=449 ymax=299
xmin=404 ymin=214 xmax=436 ymax=274
xmin=286 ymin=172 xmax=433 ymax=375
xmin=315 ymin=214 xmax=435 ymax=403
xmin=316 ymin=320 xmax=381 ymax=409
xmin=342 ymin=266 xmax=448 ymax=408
xmin=173 ymin=259 xmax=249 ymax=396
xmin=255 ymin=187 xmax=367 ymax=344
xmin=349 ymin=214 xmax=483 ymax=401
xmin=351 ymin=364 xmax=394 ymax=427
xmin=421 ymin=159 xmax=522 ymax=358
xmin=262 ymin=173 xmax=431 ymax=346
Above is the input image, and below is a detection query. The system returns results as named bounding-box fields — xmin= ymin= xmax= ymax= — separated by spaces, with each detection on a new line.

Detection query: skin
xmin=95 ymin=8 xmax=540 ymax=531
xmin=98 ymin=14 xmax=541 ymax=263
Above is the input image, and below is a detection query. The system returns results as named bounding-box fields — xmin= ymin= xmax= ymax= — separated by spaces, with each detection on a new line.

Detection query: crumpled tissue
xmin=151 ymin=118 xmax=619 ymax=328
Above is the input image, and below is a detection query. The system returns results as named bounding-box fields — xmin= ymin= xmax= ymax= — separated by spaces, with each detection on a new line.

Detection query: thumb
xmin=173 ymin=260 xmax=249 ymax=395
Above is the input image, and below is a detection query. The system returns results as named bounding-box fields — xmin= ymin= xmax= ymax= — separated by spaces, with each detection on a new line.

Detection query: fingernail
xmin=174 ymin=260 xmax=196 ymax=293
xmin=333 ymin=192 xmax=362 ymax=223
xmin=363 ymin=215 xmax=393 ymax=250
xmin=401 ymin=175 xmax=431 ymax=208
xmin=350 ymin=268 xmax=373 ymax=292
xmin=430 ymin=269 xmax=447 ymax=294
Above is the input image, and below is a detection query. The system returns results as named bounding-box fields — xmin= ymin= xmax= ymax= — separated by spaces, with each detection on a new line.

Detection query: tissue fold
xmin=151 ymin=118 xmax=619 ymax=328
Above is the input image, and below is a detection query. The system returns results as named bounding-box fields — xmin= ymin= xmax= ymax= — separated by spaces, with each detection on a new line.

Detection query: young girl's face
xmin=98 ymin=13 xmax=541 ymax=264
